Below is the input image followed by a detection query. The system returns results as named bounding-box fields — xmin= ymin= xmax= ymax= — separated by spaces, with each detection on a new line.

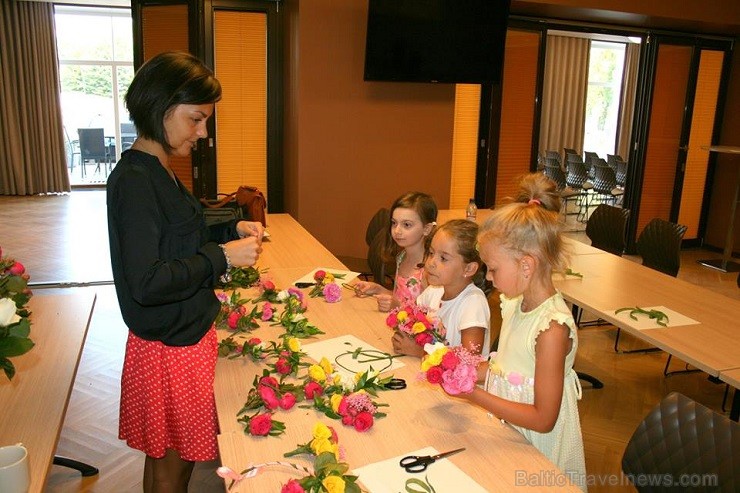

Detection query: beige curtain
xmin=0 ymin=0 xmax=69 ymax=195
xmin=539 ymin=35 xmax=590 ymax=159
xmin=616 ymin=42 xmax=641 ymax=161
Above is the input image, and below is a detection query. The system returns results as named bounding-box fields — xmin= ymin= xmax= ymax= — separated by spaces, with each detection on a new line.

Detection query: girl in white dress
xmin=448 ymin=174 xmax=587 ymax=491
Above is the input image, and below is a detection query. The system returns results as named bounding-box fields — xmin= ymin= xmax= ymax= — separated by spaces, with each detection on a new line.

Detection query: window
xmin=583 ymin=41 xmax=626 ymax=158
xmin=55 ymin=6 xmax=133 ymax=185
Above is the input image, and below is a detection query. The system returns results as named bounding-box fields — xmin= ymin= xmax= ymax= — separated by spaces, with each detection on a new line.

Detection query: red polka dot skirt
xmin=118 ymin=326 xmax=219 ymax=461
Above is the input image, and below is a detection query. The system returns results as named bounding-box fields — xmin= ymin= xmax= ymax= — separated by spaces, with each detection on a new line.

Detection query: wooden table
xmin=214 ymin=214 xmax=580 ymax=492
xmin=0 ymin=292 xmax=96 ymax=493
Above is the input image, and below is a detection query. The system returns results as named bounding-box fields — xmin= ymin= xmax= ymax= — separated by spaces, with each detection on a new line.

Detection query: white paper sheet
xmin=301 ymin=334 xmax=404 ymax=377
xmin=293 ymin=268 xmax=360 ymax=285
xmin=354 ymin=447 xmax=487 ymax=493
xmin=612 ymin=305 xmax=700 ymax=330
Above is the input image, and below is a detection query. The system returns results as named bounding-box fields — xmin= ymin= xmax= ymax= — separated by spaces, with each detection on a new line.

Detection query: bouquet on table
xmin=308 ymin=270 xmax=344 ymax=303
xmin=217 ymin=422 xmax=362 ymax=493
xmin=421 ymin=342 xmax=484 ymax=395
xmin=0 ymin=246 xmax=33 ymax=380
xmin=386 ymin=303 xmax=446 ymax=347
xmin=216 ymin=265 xmax=264 ymax=290
xmin=214 ymin=291 xmax=261 ymax=333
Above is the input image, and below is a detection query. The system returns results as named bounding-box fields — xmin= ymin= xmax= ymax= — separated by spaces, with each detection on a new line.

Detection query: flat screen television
xmin=363 ymin=0 xmax=511 ymax=84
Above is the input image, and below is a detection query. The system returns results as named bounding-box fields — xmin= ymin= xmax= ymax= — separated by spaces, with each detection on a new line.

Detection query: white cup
xmin=0 ymin=444 xmax=30 ymax=493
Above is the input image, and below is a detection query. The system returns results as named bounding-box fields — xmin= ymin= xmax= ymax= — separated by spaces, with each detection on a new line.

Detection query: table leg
xmin=731 ymin=388 xmax=740 ymax=422
xmin=698 ymin=163 xmax=740 ymax=272
xmin=53 ymin=456 xmax=99 ymax=477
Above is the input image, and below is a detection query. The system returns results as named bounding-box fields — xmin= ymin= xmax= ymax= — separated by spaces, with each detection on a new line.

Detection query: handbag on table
xmin=200 ymin=186 xmax=267 ymax=227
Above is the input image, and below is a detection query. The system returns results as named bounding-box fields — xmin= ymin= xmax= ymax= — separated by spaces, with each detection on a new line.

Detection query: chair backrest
xmin=584 ymin=151 xmax=599 ymax=166
xmin=365 ymin=208 xmax=390 ymax=247
xmin=586 ymin=204 xmax=630 ymax=256
xmin=566 ymin=153 xmax=583 ymax=164
xmin=543 ymin=164 xmax=567 ymax=190
xmin=636 ymin=218 xmax=688 ymax=277
xmin=563 ymin=147 xmax=578 ymax=159
xmin=606 ymin=153 xmax=623 ymax=167
xmin=78 ymin=128 xmax=107 ymax=160
xmin=367 ymin=228 xmax=394 ymax=288
xmin=616 ymin=158 xmax=628 ymax=187
xmin=545 ymin=150 xmax=561 ymax=164
xmin=592 ymin=164 xmax=618 ymax=194
xmin=622 ymin=392 xmax=740 ymax=493
xmin=566 ymin=159 xmax=590 ymax=189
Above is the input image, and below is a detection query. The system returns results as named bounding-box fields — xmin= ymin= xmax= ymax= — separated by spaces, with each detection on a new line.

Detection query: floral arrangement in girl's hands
xmin=217 ymin=422 xmax=361 ymax=493
xmin=0 ymin=246 xmax=34 ymax=380
xmin=421 ymin=342 xmax=484 ymax=395
xmin=386 ymin=303 xmax=446 ymax=347
xmin=308 ymin=270 xmax=344 ymax=303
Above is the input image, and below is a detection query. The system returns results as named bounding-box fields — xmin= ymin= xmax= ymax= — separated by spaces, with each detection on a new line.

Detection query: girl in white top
xmin=393 ymin=219 xmax=490 ymax=358
xmin=448 ymin=174 xmax=587 ymax=490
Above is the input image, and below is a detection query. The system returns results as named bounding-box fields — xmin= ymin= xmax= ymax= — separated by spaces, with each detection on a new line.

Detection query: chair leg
xmin=53 ymin=456 xmax=99 ymax=477
xmin=577 ymin=371 xmax=604 ymax=389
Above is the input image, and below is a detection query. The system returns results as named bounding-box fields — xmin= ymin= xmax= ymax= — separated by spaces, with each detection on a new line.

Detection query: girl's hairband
xmin=528 ymin=199 xmax=542 ymax=206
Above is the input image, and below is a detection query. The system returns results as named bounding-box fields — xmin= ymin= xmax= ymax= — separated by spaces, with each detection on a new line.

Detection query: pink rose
xmin=248 ymin=337 xmax=261 ymax=346
xmin=249 ymin=413 xmax=273 ymax=436
xmin=279 ymin=393 xmax=297 ymax=410
xmin=262 ymin=279 xmax=276 ymax=291
xmin=275 ymin=358 xmax=292 ymax=375
xmin=260 ymin=376 xmax=279 ymax=388
xmin=426 ymin=366 xmax=444 ymax=384
xmin=259 ymin=386 xmax=280 ymax=410
xmin=441 ymin=364 xmax=478 ymax=395
xmin=304 ymin=381 xmax=323 ymax=399
xmin=337 ymin=396 xmax=350 ymax=416
xmin=507 ymin=371 xmax=524 ymax=386
xmin=341 ymin=414 xmax=354 ymax=426
xmin=385 ymin=312 xmax=398 ymax=328
xmin=323 ymin=283 xmax=341 ymax=303
xmin=261 ymin=302 xmax=274 ymax=321
xmin=313 ymin=270 xmax=326 ymax=282
xmin=281 ymin=479 xmax=306 ymax=493
xmin=441 ymin=351 xmax=460 ymax=370
xmin=415 ymin=332 xmax=433 ymax=346
xmin=328 ymin=426 xmax=338 ymax=443
xmin=353 ymin=411 xmax=374 ymax=432
xmin=227 ymin=311 xmax=241 ymax=329
xmin=287 ymin=287 xmax=304 ymax=301
xmin=8 ymin=261 xmax=25 ymax=276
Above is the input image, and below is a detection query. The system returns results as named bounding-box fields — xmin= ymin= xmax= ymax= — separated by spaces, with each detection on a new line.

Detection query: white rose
xmin=290 ymin=313 xmax=306 ymax=322
xmin=0 ymin=298 xmax=21 ymax=327
xmin=276 ymin=290 xmax=289 ymax=301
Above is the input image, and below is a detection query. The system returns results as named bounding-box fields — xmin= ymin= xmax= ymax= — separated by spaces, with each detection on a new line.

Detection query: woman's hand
xmin=224 ymin=237 xmax=262 ymax=267
xmin=236 ymin=220 xmax=264 ymax=243
xmin=391 ymin=330 xmax=424 ymax=357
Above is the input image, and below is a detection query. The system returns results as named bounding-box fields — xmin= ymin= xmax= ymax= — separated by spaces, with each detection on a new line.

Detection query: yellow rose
xmin=396 ymin=310 xmax=408 ymax=322
xmin=420 ymin=346 xmax=449 ymax=371
xmin=320 ymin=357 xmax=333 ymax=376
xmin=330 ymin=394 xmax=344 ymax=413
xmin=312 ymin=422 xmax=332 ymax=440
xmin=287 ymin=337 xmax=301 ymax=353
xmin=412 ymin=321 xmax=427 ymax=334
xmin=325 ymin=273 xmax=335 ymax=283
xmin=308 ymin=364 xmax=327 ymax=382
xmin=333 ymin=374 xmax=342 ymax=385
xmin=311 ymin=437 xmax=333 ymax=455
xmin=322 ymin=475 xmax=345 ymax=493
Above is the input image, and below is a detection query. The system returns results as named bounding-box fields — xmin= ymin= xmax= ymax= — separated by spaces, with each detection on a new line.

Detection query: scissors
xmin=341 ymin=282 xmax=376 ymax=298
xmin=383 ymin=378 xmax=406 ymax=390
xmin=399 ymin=448 xmax=465 ymax=473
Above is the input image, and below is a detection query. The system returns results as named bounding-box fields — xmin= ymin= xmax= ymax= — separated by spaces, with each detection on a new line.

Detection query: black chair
xmin=622 ymin=392 xmax=740 ymax=493
xmin=337 ymin=208 xmax=390 ymax=282
xmin=616 ymin=158 xmax=628 ymax=188
xmin=565 ymin=158 xmax=593 ymax=222
xmin=77 ymin=128 xmax=111 ymax=177
xmin=606 ymin=153 xmax=623 ymax=169
xmin=542 ymin=164 xmax=581 ymax=218
xmin=120 ymin=122 xmax=136 ymax=151
xmin=614 ymin=218 xmax=687 ymax=354
xmin=592 ymin=164 xmax=624 ymax=206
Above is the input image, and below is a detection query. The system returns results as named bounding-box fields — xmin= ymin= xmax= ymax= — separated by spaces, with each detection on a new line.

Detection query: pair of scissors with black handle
xmin=399 ymin=447 xmax=465 ymax=473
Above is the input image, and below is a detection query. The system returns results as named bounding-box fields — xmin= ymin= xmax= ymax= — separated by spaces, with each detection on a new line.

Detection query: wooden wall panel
xmin=214 ymin=11 xmax=268 ymax=198
xmin=678 ymin=49 xmax=723 ymax=239
xmin=449 ymin=84 xmax=481 ymax=209
xmin=638 ymin=44 xmax=691 ymax=234
xmin=497 ymin=29 xmax=540 ymax=204
xmin=140 ymin=5 xmax=192 ymax=191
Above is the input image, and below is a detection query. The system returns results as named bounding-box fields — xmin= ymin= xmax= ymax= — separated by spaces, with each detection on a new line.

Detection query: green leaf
xmin=0 ymin=336 xmax=34 ymax=357
xmin=0 ymin=357 xmax=16 ymax=380
xmin=8 ymin=318 xmax=31 ymax=337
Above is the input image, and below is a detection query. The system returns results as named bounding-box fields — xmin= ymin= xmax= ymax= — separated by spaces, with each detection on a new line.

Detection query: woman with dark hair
xmin=106 ymin=51 xmax=263 ymax=491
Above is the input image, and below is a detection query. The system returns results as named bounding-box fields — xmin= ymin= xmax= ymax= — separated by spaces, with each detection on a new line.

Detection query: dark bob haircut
xmin=125 ymin=51 xmax=222 ymax=152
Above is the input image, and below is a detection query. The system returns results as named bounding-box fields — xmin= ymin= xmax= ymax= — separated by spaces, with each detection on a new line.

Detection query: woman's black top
xmin=107 ymin=150 xmax=239 ymax=346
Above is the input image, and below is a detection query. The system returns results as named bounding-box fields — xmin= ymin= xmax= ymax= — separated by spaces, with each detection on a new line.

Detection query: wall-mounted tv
xmin=363 ymin=0 xmax=511 ymax=84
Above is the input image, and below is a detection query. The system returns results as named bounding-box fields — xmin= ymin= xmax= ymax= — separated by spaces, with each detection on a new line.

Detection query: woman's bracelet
xmin=218 ymin=244 xmax=232 ymax=283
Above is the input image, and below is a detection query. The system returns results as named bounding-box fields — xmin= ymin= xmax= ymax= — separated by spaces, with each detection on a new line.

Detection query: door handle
xmin=678 ymin=145 xmax=689 ymax=151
